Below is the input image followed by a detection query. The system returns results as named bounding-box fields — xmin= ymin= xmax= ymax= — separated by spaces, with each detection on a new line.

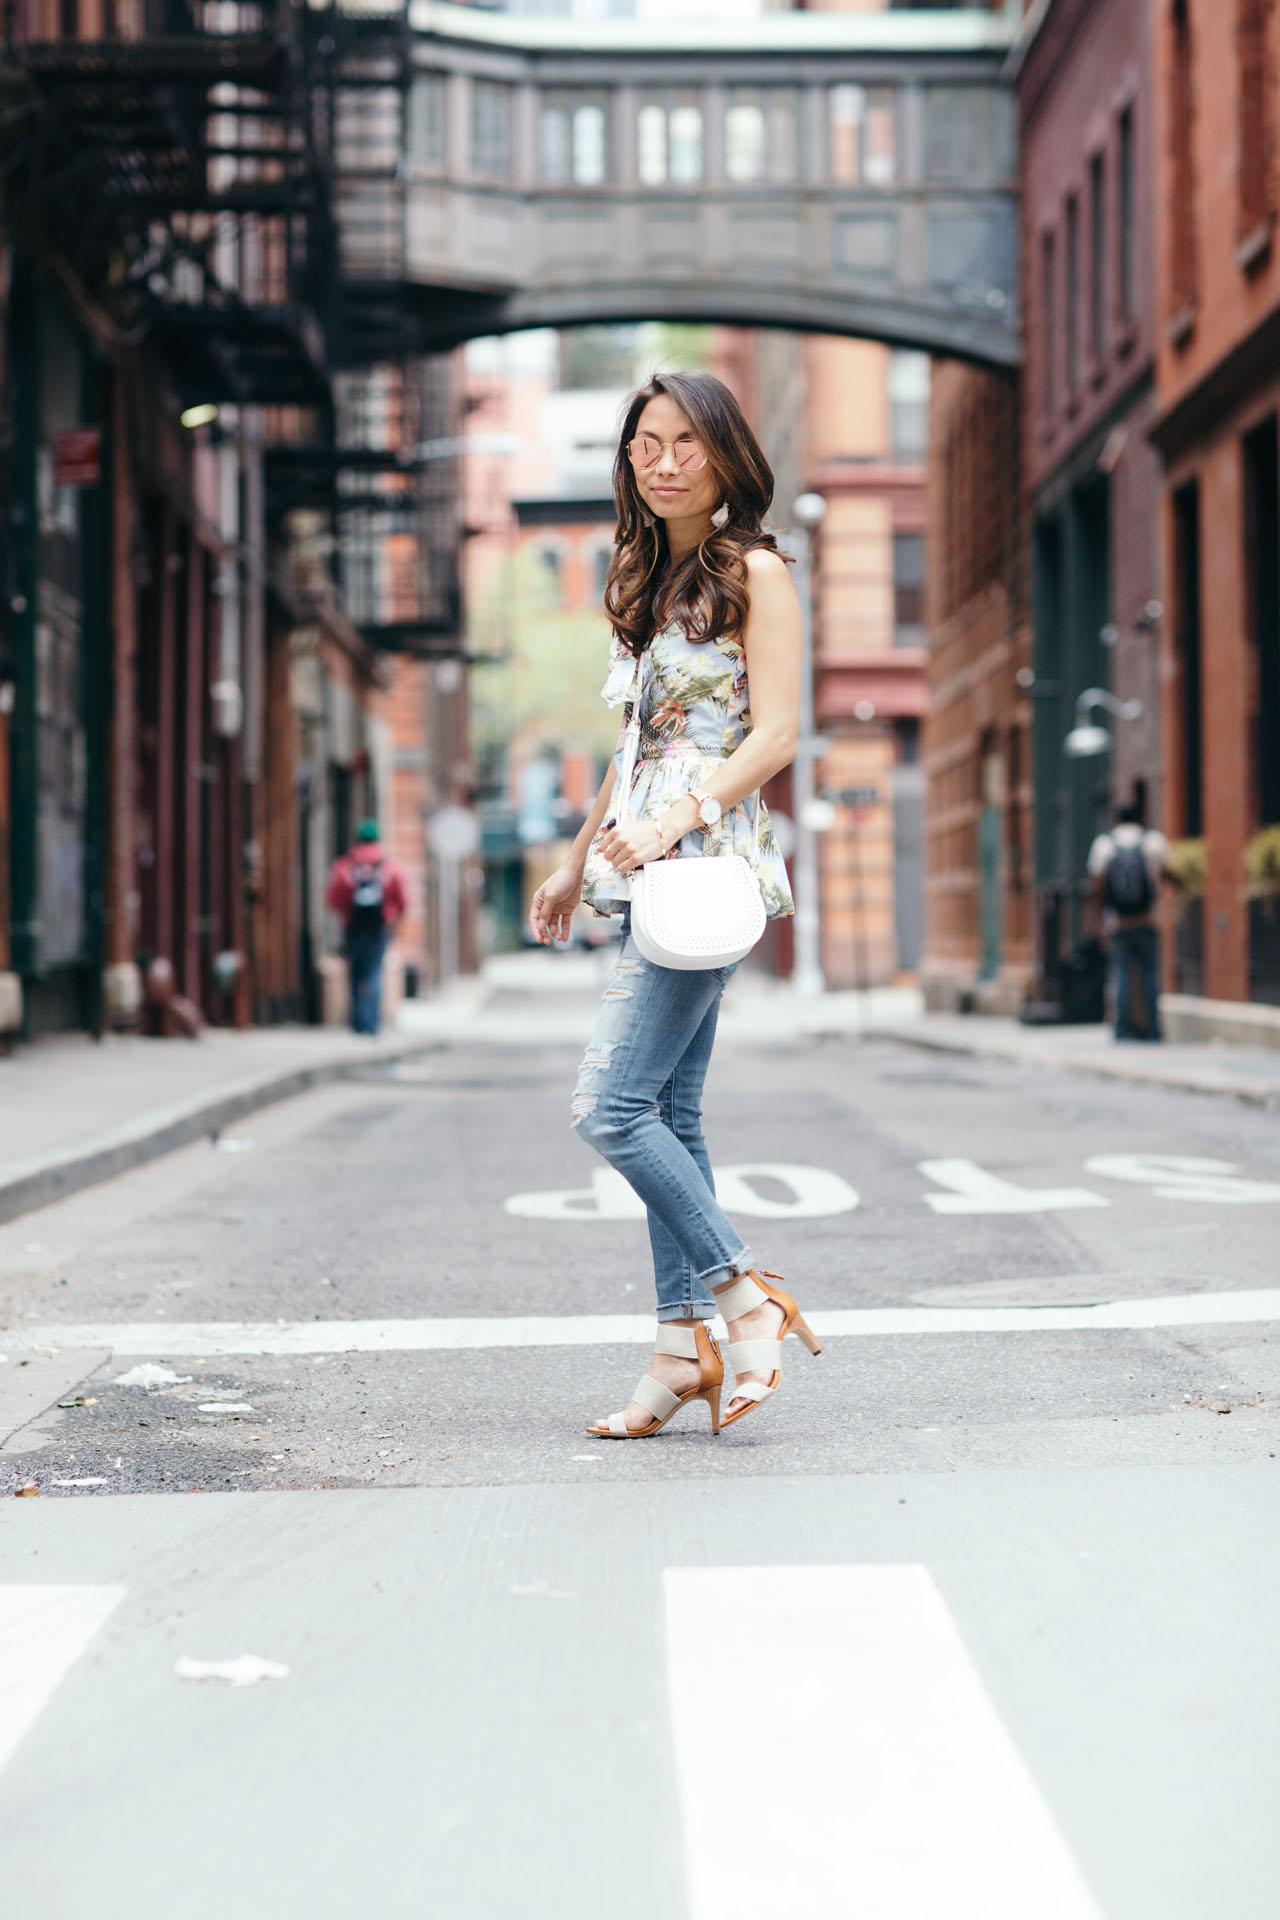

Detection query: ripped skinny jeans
xmin=571 ymin=916 xmax=750 ymax=1322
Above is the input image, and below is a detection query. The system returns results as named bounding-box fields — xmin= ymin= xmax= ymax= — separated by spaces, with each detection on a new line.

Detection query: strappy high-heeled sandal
xmin=587 ymin=1322 xmax=724 ymax=1439
xmin=714 ymin=1269 xmax=822 ymax=1429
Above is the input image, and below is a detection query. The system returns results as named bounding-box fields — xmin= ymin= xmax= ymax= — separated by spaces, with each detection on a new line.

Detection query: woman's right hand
xmin=530 ymin=864 xmax=584 ymax=946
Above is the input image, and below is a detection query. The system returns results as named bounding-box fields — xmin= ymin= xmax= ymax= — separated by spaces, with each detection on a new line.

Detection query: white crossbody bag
xmin=614 ymin=652 xmax=768 ymax=971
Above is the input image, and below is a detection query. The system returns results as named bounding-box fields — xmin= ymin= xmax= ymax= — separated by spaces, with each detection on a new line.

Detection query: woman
xmin=530 ymin=371 xmax=822 ymax=1439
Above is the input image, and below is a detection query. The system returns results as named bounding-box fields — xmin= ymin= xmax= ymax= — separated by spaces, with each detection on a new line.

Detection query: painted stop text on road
xmin=505 ymin=1154 xmax=1280 ymax=1221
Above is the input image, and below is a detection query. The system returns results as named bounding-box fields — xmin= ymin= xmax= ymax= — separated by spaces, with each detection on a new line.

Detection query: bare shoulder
xmin=742 ymin=546 xmax=799 ymax=617
xmin=743 ymin=545 xmax=791 ymax=585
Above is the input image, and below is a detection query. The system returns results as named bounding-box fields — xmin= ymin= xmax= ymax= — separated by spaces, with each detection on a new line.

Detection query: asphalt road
xmin=2 ymin=1014 xmax=1278 ymax=1918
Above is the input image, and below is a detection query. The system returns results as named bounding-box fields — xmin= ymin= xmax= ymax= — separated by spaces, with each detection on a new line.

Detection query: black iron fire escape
xmin=1 ymin=0 xmax=462 ymax=655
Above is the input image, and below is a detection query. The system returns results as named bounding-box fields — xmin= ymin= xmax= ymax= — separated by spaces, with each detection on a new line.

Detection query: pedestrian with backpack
xmin=325 ymin=819 xmax=407 ymax=1035
xmin=1086 ymin=801 xmax=1170 ymax=1041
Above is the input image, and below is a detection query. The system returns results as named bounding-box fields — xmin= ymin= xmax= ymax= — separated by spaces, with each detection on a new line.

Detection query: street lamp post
xmin=791 ymin=491 xmax=827 ymax=997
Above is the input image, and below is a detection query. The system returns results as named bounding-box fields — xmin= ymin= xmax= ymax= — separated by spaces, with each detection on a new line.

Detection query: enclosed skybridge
xmin=333 ymin=2 xmax=1021 ymax=368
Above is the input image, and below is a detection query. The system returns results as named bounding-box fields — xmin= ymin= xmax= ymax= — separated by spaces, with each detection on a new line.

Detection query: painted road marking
xmin=665 ymin=1565 xmax=1105 ymax=1920
xmin=920 ymin=1159 xmax=1108 ymax=1214
xmin=505 ymin=1163 xmax=860 ymax=1221
xmin=5 ymin=1288 xmax=1279 ymax=1357
xmin=0 ymin=1586 xmax=125 ymax=1773
xmin=1085 ymin=1153 xmax=1280 ymax=1204
xmin=507 ymin=1155 xmax=1280 ymax=1220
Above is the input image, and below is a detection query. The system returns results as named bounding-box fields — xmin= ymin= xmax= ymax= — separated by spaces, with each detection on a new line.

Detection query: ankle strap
xmin=714 ymin=1273 xmax=766 ymax=1321
xmin=655 ymin=1323 xmax=700 ymax=1359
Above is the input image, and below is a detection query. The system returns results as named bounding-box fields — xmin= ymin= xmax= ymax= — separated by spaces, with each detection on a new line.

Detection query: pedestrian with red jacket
xmin=325 ymin=820 xmax=407 ymax=1035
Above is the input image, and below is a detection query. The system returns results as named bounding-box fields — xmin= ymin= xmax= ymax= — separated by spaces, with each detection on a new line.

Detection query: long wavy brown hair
xmin=604 ymin=371 xmax=785 ymax=659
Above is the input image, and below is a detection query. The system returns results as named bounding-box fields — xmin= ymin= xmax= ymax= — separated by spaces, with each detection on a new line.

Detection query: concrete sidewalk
xmin=864 ymin=1012 xmax=1280 ymax=1110
xmin=0 ymin=1021 xmax=440 ymax=1224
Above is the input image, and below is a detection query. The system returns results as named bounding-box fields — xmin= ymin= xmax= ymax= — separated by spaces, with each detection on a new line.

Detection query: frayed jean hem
xmin=653 ymin=1250 xmax=751 ymax=1324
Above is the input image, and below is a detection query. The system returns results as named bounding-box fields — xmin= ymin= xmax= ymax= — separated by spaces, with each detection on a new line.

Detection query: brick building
xmin=919 ymin=361 xmax=1032 ymax=1011
xmin=1151 ymin=0 xmax=1280 ymax=1005
xmin=1016 ymin=0 xmax=1163 ymax=1014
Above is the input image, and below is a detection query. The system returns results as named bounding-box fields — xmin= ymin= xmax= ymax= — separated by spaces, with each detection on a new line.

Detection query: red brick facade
xmin=1017 ymin=0 xmax=1163 ymax=1006
xmin=1152 ymin=0 xmax=1280 ymax=1005
xmin=921 ymin=362 xmax=1032 ymax=1009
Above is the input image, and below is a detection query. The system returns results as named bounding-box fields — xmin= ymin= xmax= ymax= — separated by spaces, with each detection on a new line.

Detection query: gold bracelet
xmin=654 ymin=818 xmax=668 ymax=854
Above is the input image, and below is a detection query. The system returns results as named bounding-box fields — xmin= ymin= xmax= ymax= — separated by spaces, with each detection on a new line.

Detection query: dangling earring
xmin=711 ymin=502 xmax=729 ymax=529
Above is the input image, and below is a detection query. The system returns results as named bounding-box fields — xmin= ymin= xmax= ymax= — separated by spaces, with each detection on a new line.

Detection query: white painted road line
xmin=665 ymin=1565 xmax=1106 ymax=1920
xmin=0 ymin=1586 xmax=125 ymax=1773
xmin=3 ymin=1288 xmax=1279 ymax=1356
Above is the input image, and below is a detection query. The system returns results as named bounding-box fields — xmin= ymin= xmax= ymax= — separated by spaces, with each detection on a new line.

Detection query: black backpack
xmin=1104 ymin=841 xmax=1155 ymax=916
xmin=348 ymin=859 xmax=386 ymax=936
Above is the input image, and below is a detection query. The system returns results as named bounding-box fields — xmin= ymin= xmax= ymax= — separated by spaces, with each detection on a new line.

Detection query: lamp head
xmin=1064 ymin=723 xmax=1112 ymax=759
xmin=792 ymin=491 xmax=827 ymax=530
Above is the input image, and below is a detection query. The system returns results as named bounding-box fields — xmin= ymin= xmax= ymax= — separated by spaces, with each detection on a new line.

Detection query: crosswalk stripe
xmin=0 ymin=1586 xmax=126 ymax=1773
xmin=664 ymin=1565 xmax=1106 ymax=1920
xmin=2 ymin=1288 xmax=1277 ymax=1357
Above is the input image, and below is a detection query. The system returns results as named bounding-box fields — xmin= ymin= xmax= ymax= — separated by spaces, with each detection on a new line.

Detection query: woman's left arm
xmin=596 ymin=550 xmax=801 ymax=873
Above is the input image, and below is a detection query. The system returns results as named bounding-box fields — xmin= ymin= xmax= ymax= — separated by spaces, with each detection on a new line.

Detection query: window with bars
xmin=334 ymin=87 xmax=401 ymax=174
xmin=725 ymin=88 xmax=798 ymax=184
xmin=1237 ymin=0 xmax=1275 ymax=258
xmin=637 ymin=91 xmax=703 ymax=185
xmin=471 ymin=80 xmax=512 ymax=180
xmin=830 ymin=84 xmax=896 ymax=185
xmin=1089 ymin=152 xmax=1107 ymax=362
xmin=540 ymin=91 xmax=608 ymax=186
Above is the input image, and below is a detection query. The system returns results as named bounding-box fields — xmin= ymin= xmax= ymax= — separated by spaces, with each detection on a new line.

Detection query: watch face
xmin=699 ymin=795 xmax=722 ymax=826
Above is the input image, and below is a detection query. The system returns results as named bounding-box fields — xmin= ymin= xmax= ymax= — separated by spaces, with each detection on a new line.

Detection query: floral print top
xmin=581 ymin=623 xmax=795 ymax=919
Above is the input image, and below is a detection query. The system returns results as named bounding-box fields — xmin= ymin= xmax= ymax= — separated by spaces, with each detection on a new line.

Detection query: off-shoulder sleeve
xmin=601 ymin=636 xmax=638 ymax=710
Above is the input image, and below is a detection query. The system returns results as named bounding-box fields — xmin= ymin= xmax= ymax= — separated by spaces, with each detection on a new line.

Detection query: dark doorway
xmin=1172 ymin=481 xmax=1203 ymax=836
xmin=1243 ymin=415 xmax=1280 ymax=828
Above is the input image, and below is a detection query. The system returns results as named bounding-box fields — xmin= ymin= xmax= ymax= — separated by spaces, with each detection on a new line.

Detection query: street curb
xmin=865 ymin=1026 xmax=1280 ymax=1111
xmin=0 ymin=1039 xmax=439 ymax=1227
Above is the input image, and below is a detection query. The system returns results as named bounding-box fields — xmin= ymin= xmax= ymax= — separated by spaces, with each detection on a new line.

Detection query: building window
xmin=1168 ymin=0 xmax=1198 ymax=327
xmin=888 ymin=351 xmax=930 ymax=464
xmin=534 ymin=545 xmax=563 ymax=610
xmin=1237 ymin=0 xmax=1275 ymax=257
xmin=407 ymin=75 xmax=445 ymax=174
xmin=638 ymin=91 xmax=703 ymax=186
xmin=726 ymin=88 xmax=798 ymax=183
xmin=829 ymin=84 xmax=896 ymax=185
xmin=593 ymin=545 xmax=612 ymax=601
xmin=1041 ymin=230 xmax=1057 ymax=417
xmin=1089 ymin=152 xmax=1106 ymax=362
xmin=1065 ymin=193 xmax=1081 ymax=395
xmin=470 ymin=80 xmax=512 ymax=180
xmin=540 ymin=91 xmax=608 ymax=186
xmin=924 ymin=86 xmax=1015 ymax=185
xmin=1118 ymin=104 xmax=1136 ymax=326
xmin=893 ymin=532 xmax=926 ymax=648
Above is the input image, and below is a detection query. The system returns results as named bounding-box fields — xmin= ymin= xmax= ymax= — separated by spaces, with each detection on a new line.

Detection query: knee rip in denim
xmin=570 ymin=1040 xmax=618 ymax=1128
xmin=603 ymin=960 xmax=643 ymax=1003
